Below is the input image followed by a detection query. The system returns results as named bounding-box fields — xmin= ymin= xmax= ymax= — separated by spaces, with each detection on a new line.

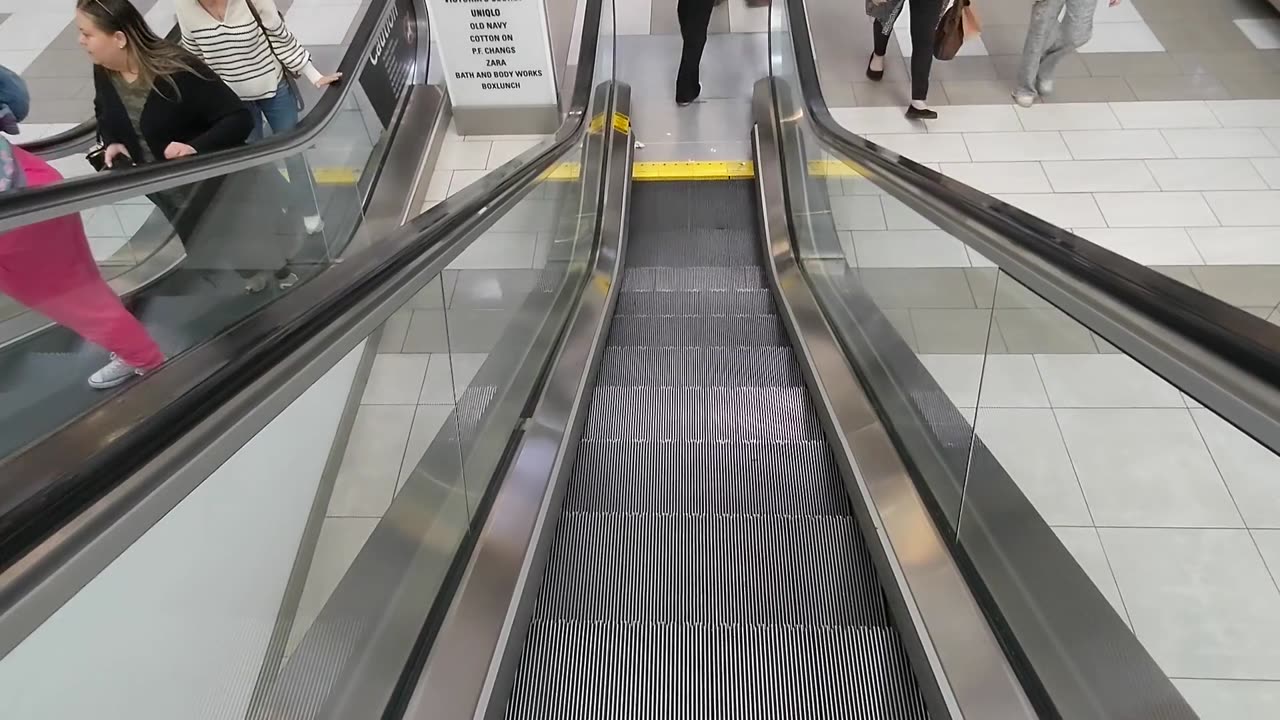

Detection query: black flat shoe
xmin=866 ymin=54 xmax=885 ymax=82
xmin=905 ymin=105 xmax=938 ymax=120
xmin=676 ymin=83 xmax=702 ymax=106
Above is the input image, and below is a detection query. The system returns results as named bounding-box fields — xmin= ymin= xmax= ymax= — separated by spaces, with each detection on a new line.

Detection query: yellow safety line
xmin=632 ymin=161 xmax=754 ymax=181
xmin=807 ymin=159 xmax=862 ymax=178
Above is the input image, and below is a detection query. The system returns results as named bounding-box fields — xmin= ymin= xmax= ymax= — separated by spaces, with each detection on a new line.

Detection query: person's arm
xmin=247 ymin=0 xmax=339 ymax=87
xmin=177 ymin=64 xmax=253 ymax=154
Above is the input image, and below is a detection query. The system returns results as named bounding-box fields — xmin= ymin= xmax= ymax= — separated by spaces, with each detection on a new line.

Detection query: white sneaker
xmin=244 ymin=272 xmax=270 ymax=294
xmin=276 ymin=271 xmax=299 ymax=290
xmin=304 ymin=215 xmax=325 ymax=234
xmin=89 ymin=354 xmax=142 ymax=389
xmin=1012 ymin=90 xmax=1036 ymax=108
xmin=1036 ymin=78 xmax=1055 ymax=97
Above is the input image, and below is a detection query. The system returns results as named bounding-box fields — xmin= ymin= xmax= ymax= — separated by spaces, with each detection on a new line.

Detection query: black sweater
xmin=93 ymin=60 xmax=253 ymax=163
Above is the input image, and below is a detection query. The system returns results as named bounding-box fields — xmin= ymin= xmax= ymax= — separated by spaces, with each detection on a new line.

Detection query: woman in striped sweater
xmin=175 ymin=0 xmax=341 ymax=235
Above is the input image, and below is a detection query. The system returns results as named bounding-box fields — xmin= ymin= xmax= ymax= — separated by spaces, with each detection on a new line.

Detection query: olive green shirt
xmin=108 ymin=73 xmax=156 ymax=164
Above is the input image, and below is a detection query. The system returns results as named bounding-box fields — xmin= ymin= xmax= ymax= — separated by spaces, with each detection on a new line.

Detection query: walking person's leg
xmin=254 ymin=83 xmax=322 ymax=233
xmin=906 ymin=0 xmax=944 ymax=111
xmin=676 ymin=0 xmax=714 ymax=105
xmin=1014 ymin=0 xmax=1072 ymax=106
xmin=1038 ymin=0 xmax=1096 ymax=89
xmin=0 ymin=217 xmax=165 ymax=388
xmin=868 ymin=20 xmax=893 ymax=79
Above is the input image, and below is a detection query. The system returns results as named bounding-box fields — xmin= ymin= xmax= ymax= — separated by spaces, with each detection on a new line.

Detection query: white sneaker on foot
xmin=1012 ymin=90 xmax=1036 ymax=108
xmin=89 ymin=354 xmax=143 ymax=389
xmin=244 ymin=272 xmax=270 ymax=294
xmin=304 ymin=215 xmax=325 ymax=234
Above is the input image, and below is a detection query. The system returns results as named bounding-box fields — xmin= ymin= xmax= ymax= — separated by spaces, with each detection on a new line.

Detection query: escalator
xmin=0 ymin=0 xmax=430 ymax=458
xmin=506 ymin=180 xmax=928 ymax=715
xmin=1 ymin=0 xmax=1279 ymax=718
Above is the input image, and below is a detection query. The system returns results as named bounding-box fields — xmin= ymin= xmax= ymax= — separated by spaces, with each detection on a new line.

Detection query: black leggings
xmin=677 ymin=0 xmax=714 ymax=97
xmin=873 ymin=0 xmax=944 ymax=102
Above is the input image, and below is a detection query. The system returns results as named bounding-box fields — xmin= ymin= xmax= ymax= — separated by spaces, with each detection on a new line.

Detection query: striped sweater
xmin=175 ymin=0 xmax=323 ymax=102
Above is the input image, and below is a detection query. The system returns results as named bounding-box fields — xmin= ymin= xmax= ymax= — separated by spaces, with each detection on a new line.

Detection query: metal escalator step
xmin=620 ymin=266 xmax=766 ymax=292
xmin=567 ymin=440 xmax=849 ymax=515
xmin=583 ymin=387 xmax=823 ymax=442
xmin=597 ymin=346 xmax=802 ymax=388
xmin=614 ymin=289 xmax=775 ymax=317
xmin=535 ymin=512 xmax=888 ymax=626
xmin=687 ymin=180 xmax=759 ymax=231
xmin=507 ymin=622 xmax=929 ymax=719
xmin=626 ymin=229 xmax=758 ymax=268
xmin=608 ymin=315 xmax=785 ymax=348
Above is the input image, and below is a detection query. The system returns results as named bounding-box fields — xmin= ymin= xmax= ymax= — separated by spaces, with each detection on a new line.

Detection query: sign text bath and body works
xmin=427 ymin=0 xmax=558 ymax=110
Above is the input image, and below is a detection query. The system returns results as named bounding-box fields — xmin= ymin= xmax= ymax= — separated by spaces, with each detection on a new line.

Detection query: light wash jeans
xmin=1018 ymin=0 xmax=1096 ymax=94
xmin=248 ymin=81 xmax=320 ymax=221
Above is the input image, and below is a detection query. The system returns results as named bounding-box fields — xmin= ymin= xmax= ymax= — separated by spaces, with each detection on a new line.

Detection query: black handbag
xmin=245 ymin=0 xmax=305 ymax=113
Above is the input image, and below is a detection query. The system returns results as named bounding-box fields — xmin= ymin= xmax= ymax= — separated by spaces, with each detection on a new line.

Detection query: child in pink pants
xmin=0 ymin=147 xmax=165 ymax=388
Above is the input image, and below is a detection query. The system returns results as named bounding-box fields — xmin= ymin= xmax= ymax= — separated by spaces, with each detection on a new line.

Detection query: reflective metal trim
xmin=751 ymin=78 xmax=1037 ymax=720
xmin=399 ymin=82 xmax=634 ymax=720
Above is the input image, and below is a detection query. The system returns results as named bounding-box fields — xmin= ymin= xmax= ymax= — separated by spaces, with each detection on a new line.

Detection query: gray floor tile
xmin=881 ymin=307 xmax=920 ymax=351
xmin=979 ymin=24 xmax=1032 ymax=56
xmin=941 ymin=80 xmax=1015 ymax=105
xmin=442 ymin=309 xmax=513 ymax=353
xmin=631 ymin=98 xmax=753 ymax=145
xmin=419 ymin=354 xmax=456 ymax=405
xmin=399 ymin=405 xmax=456 ymax=488
xmin=966 ymin=270 xmax=1055 ymax=309
xmin=1222 ymin=73 xmax=1280 ymax=100
xmin=329 ymin=405 xmax=415 ymax=517
xmin=362 ymin=354 xmax=430 ymax=405
xmin=1192 ymin=410 xmax=1280 ymax=529
xmin=994 ymin=308 xmax=1099 ymax=353
xmin=1151 ymin=265 xmax=1203 ymax=289
xmin=858 ymin=267 xmax=978 ymax=309
xmin=373 ymin=311 xmax=409 ymax=353
xmin=1052 ymin=526 xmax=1131 ymax=623
xmin=1082 ymin=52 xmax=1184 ymax=77
xmin=1042 ymin=76 xmax=1139 ymax=103
xmin=1147 ymin=19 xmax=1258 ymax=53
xmin=403 ymin=310 xmax=449 ymax=353
xmin=991 ymin=52 xmax=1090 ymax=82
xmin=910 ymin=309 xmax=996 ymax=354
xmin=1254 ymin=529 xmax=1280 ymax=590
xmin=1100 ymin=527 xmax=1280 ymax=679
xmin=926 ymin=57 xmax=1000 ymax=82
xmin=1173 ymin=678 xmax=1280 ymax=720
xmin=1056 ymin=409 xmax=1243 ymax=528
xmin=852 ymin=80 xmax=949 ymax=107
xmin=288 ymin=516 xmax=380 ymax=655
xmin=821 ymin=80 xmax=859 ymax=107
xmin=978 ymin=408 xmax=1093 ymax=525
xmin=1172 ymin=50 xmax=1280 ymax=78
xmin=1192 ymin=266 xmax=1280 ymax=307
xmin=449 ymin=270 xmax=540 ymax=309
xmin=404 ymin=274 xmax=456 ymax=311
xmin=1126 ymin=72 xmax=1233 ymax=101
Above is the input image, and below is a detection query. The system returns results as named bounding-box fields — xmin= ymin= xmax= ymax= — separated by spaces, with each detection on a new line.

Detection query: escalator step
xmin=567 ymin=440 xmax=850 ymax=515
xmin=614 ymin=289 xmax=776 ymax=317
xmin=583 ymin=386 xmax=823 ymax=442
xmin=597 ymin=346 xmax=802 ymax=388
xmin=620 ymin=266 xmax=766 ymax=292
xmin=608 ymin=315 xmax=786 ymax=348
xmin=626 ymin=229 xmax=758 ymax=268
xmin=535 ymin=512 xmax=888 ymax=626
xmin=507 ymin=622 xmax=928 ymax=719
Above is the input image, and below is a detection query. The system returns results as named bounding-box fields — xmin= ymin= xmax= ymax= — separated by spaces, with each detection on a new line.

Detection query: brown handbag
xmin=934 ymin=0 xmax=981 ymax=61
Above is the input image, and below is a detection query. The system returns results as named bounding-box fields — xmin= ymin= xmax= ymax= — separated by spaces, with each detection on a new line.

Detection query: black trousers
xmin=677 ymin=0 xmax=715 ymax=98
xmin=873 ymin=0 xmax=944 ymax=101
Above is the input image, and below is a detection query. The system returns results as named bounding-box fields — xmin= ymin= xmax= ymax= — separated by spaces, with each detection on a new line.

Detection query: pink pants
xmin=0 ymin=149 xmax=165 ymax=370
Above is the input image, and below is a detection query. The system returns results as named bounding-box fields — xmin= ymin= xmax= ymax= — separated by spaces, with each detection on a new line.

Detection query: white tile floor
xmin=833 ymin=99 xmax=1280 ymax=270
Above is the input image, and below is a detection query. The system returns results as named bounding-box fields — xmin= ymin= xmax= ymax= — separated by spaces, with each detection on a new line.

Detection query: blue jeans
xmin=248 ymin=82 xmax=319 ymax=220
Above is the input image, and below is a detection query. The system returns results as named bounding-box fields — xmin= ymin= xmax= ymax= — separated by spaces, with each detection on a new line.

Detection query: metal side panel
xmin=750 ymin=78 xmax=1036 ymax=720
xmin=398 ymin=82 xmax=634 ymax=720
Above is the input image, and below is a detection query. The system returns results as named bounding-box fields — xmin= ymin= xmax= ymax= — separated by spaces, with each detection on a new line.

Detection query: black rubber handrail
xmin=0 ymin=4 xmax=392 ymax=234
xmin=0 ymin=0 xmax=601 ymax=579
xmin=782 ymin=0 xmax=1280 ymax=456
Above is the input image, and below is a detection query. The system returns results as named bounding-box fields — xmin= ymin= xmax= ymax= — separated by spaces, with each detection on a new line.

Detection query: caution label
xmin=612 ymin=112 xmax=631 ymax=135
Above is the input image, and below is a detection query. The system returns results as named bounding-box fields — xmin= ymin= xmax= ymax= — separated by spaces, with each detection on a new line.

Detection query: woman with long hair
xmin=79 ymin=0 xmax=298 ymax=293
xmin=0 ymin=63 xmax=165 ymax=389
xmin=175 ymin=0 xmax=342 ymax=235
